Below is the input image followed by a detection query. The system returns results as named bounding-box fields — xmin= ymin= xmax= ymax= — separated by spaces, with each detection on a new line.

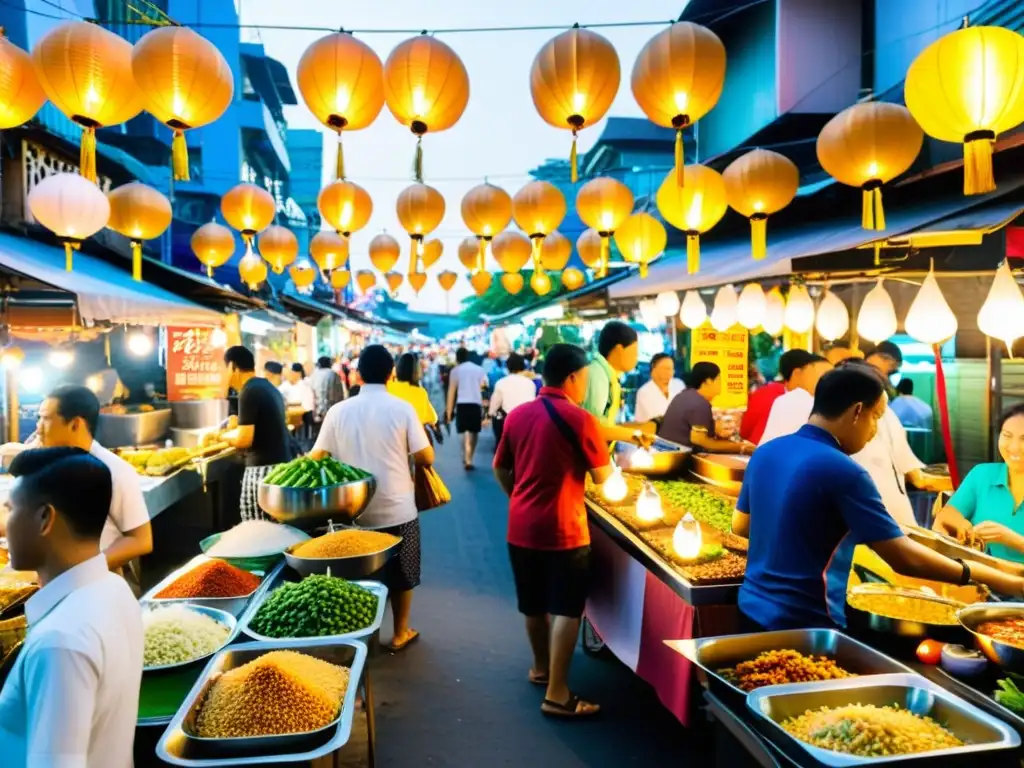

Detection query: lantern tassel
xmin=207 ymin=265 xmax=214 ymax=279
xmin=414 ymin=136 xmax=424 ymax=184
xmin=750 ymin=215 xmax=767 ymax=260
xmin=861 ymin=185 xmax=886 ymax=231
xmin=674 ymin=128 xmax=684 ymax=188
xmin=80 ymin=127 xmax=97 ymax=184
xmin=687 ymin=234 xmax=700 ymax=275
xmin=531 ymin=236 xmax=542 ymax=271
xmin=477 ymin=238 xmax=486 ymax=273
xmin=639 ymin=260 xmax=648 ymax=279
xmin=964 ymin=134 xmax=996 ymax=195
xmin=599 ymin=236 xmax=609 ymax=278
xmin=131 ymin=241 xmax=143 ymax=281
xmin=570 ymin=131 xmax=578 ymax=184
xmin=410 ymin=238 xmax=420 ymax=277
xmin=171 ymin=130 xmax=190 ymax=181
xmin=335 ymin=131 xmax=345 ymax=180
xmin=63 ymin=241 xmax=78 ymax=272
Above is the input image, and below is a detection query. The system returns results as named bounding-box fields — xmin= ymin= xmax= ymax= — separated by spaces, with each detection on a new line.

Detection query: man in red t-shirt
xmin=494 ymin=344 xmax=616 ymax=719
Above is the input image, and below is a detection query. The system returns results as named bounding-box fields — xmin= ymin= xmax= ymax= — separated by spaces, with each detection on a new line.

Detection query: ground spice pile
xmin=292 ymin=529 xmax=399 ymax=559
xmin=195 ymin=650 xmax=350 ymax=737
xmin=155 ymin=560 xmax=262 ymax=599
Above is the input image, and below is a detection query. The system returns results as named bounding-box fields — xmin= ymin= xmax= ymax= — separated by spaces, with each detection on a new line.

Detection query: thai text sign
xmin=690 ymin=325 xmax=749 ymax=408
xmin=167 ymin=326 xmax=223 ymax=401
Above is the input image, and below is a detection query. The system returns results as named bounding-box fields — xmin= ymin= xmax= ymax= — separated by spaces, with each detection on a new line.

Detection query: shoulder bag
xmin=415 ymin=464 xmax=451 ymax=512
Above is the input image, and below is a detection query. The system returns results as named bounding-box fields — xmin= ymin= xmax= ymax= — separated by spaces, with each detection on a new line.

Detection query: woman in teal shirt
xmin=933 ymin=404 xmax=1024 ymax=562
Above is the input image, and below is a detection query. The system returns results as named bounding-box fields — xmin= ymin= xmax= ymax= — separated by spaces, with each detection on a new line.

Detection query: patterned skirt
xmin=240 ymin=464 xmax=275 ymax=522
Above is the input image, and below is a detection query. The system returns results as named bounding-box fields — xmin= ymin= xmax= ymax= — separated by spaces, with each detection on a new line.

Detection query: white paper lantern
xmin=679 ymin=290 xmax=707 ymax=328
xmin=711 ymin=284 xmax=738 ymax=331
xmin=27 ymin=172 xmax=110 ymax=271
xmin=638 ymin=298 xmax=662 ymax=329
xmin=905 ymin=269 xmax=957 ymax=345
xmin=784 ymin=285 xmax=815 ymax=333
xmin=857 ymin=279 xmax=898 ymax=343
xmin=815 ymin=290 xmax=849 ymax=341
xmin=978 ymin=261 xmax=1024 ymax=354
xmin=655 ymin=290 xmax=680 ymax=317
xmin=762 ymin=288 xmax=785 ymax=336
xmin=736 ymin=283 xmax=766 ymax=330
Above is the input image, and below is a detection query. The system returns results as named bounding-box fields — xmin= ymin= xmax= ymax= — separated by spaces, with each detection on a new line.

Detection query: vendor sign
xmin=690 ymin=325 xmax=748 ymax=408
xmin=167 ymin=326 xmax=223 ymax=401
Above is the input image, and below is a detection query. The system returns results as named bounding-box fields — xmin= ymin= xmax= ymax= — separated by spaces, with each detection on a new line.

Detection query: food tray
xmin=156 ymin=637 xmax=367 ymax=765
xmin=143 ymin=604 xmax=238 ymax=673
xmin=668 ymin=629 xmax=913 ymax=710
xmin=745 ymin=673 xmax=1020 ymax=766
xmin=140 ymin=555 xmax=266 ymax=618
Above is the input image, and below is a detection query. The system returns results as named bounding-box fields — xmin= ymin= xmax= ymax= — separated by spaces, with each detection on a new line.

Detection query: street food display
xmin=249 ymin=575 xmax=379 ymax=638
xmin=263 ymin=456 xmax=372 ymax=488
xmin=142 ymin=605 xmax=231 ymax=668
xmin=847 ymin=590 xmax=961 ymax=625
xmin=291 ymin=529 xmax=400 ymax=559
xmin=206 ymin=520 xmax=309 ymax=559
xmin=977 ymin=617 xmax=1024 ymax=649
xmin=119 ymin=444 xmax=229 ymax=476
xmin=154 ymin=560 xmax=262 ymax=600
xmin=719 ymin=649 xmax=854 ymax=692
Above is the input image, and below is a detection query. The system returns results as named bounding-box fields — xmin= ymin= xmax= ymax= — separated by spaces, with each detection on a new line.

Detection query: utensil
xmin=959 ymin=602 xmax=1024 ymax=673
xmin=142 ymin=605 xmax=237 ymax=673
xmin=284 ymin=536 xmax=402 ymax=579
xmin=613 ymin=439 xmax=691 ymax=477
xmin=257 ymin=476 xmax=377 ymax=528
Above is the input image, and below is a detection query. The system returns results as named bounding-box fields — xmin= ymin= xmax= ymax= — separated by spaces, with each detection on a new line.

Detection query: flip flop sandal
xmin=541 ymin=694 xmax=600 ymax=718
xmin=528 ymin=670 xmax=549 ymax=686
xmin=388 ymin=630 xmax=420 ymax=653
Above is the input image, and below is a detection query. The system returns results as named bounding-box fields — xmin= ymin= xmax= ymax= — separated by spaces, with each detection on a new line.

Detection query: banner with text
xmin=167 ymin=326 xmax=223 ymax=401
xmin=690 ymin=325 xmax=749 ymax=409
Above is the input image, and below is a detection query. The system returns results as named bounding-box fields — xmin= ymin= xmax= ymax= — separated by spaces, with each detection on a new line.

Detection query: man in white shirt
xmin=489 ymin=353 xmax=537 ymax=417
xmin=634 ymin=353 xmax=685 ymax=423
xmin=760 ymin=353 xmax=833 ymax=445
xmin=312 ymin=345 xmax=434 ymax=652
xmin=0 ymin=446 xmax=143 ymax=767
xmin=446 ymin=347 xmax=489 ymax=470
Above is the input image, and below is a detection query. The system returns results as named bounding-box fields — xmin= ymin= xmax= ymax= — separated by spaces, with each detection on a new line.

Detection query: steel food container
xmin=156 ymin=637 xmax=367 ymax=765
xmin=257 ymin=476 xmax=377 ymax=528
xmin=745 ymin=673 xmax=1020 ymax=766
xmin=96 ymin=408 xmax=172 ymax=448
xmin=613 ymin=438 xmax=691 ymax=477
xmin=959 ymin=602 xmax=1024 ymax=673
xmin=845 ymin=583 xmax=971 ymax=650
xmin=284 ymin=536 xmax=402 ymax=579
xmin=140 ymin=556 xmax=267 ymax=618
xmin=690 ymin=452 xmax=748 ymax=495
xmin=170 ymin=400 xmax=229 ymax=430
xmin=142 ymin=604 xmax=238 ymax=673
xmin=902 ymin=525 xmax=1024 ymax=578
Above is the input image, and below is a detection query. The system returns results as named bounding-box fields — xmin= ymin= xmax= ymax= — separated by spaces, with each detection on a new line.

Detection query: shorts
xmin=455 ymin=403 xmax=483 ymax=434
xmin=367 ymin=519 xmax=421 ymax=593
xmin=508 ymin=544 xmax=591 ymax=618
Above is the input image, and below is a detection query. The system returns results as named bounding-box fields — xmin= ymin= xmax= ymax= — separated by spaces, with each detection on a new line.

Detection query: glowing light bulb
xmin=867 ymin=161 xmax=879 ymax=177
xmin=48 ymin=348 xmax=74 ymax=369
xmin=209 ymin=328 xmax=228 ymax=349
xmin=673 ymin=513 xmax=703 ymax=560
xmin=573 ymin=92 xmax=586 ymax=113
xmin=85 ymin=85 xmax=100 ymax=108
xmin=334 ymin=87 xmax=351 ymax=113
xmin=127 ymin=331 xmax=153 ymax=356
xmin=635 ymin=481 xmax=663 ymax=522
xmin=685 ymin=192 xmax=705 ymax=230
xmin=20 ymin=366 xmax=43 ymax=394
xmin=602 ymin=466 xmax=627 ymax=502
xmin=673 ymin=91 xmax=689 ymax=112
xmin=85 ymin=374 xmax=102 ymax=392
xmin=631 ymin=447 xmax=655 ymax=471
xmin=655 ymin=291 xmax=680 ymax=317
xmin=679 ymin=290 xmax=707 ymax=328
xmin=0 ymin=347 xmax=24 ymax=369
xmin=412 ymin=86 xmax=428 ymax=117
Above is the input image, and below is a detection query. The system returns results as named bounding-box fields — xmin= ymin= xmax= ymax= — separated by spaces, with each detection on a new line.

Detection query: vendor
xmin=659 ymin=362 xmax=755 ymax=454
xmin=581 ymin=321 xmax=656 ymax=444
xmin=633 ymin=353 xmax=685 ymax=424
xmin=758 ymin=352 xmax=832 ymax=444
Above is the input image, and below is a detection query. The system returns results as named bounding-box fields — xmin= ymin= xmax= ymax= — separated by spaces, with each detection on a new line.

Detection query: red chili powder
xmin=156 ymin=560 xmax=261 ymax=599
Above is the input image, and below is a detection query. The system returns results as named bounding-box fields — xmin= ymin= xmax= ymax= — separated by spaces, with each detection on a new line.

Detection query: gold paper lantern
xmin=723 ymin=149 xmax=799 ymax=259
xmin=458 ymin=236 xmax=480 ymax=271
xmin=462 ymin=182 xmax=512 ymax=270
xmin=385 ymin=271 xmax=404 ymax=295
xmin=221 ymin=183 xmax=276 ymax=241
xmin=614 ymin=212 xmax=667 ymax=279
xmin=310 ymin=230 xmax=349 ymax=272
xmin=132 ymin=26 xmax=233 ymax=181
xmin=656 ymin=165 xmax=727 ymax=274
xmin=238 ymin=248 xmax=267 ymax=290
xmin=438 ymin=270 xmax=458 ymax=292
xmin=369 ymin=232 xmax=401 ymax=273
xmin=330 ymin=269 xmax=352 ymax=291
xmin=27 ymin=172 xmax=110 ymax=271
xmin=631 ymin=22 xmax=726 ymax=187
xmin=318 ymin=180 xmax=373 ymax=236
xmin=397 ymin=183 xmax=445 ymax=272
xmin=384 ymin=34 xmax=469 ymax=181
xmin=297 ymin=31 xmax=384 ymax=180
xmin=816 ymin=102 xmax=923 ymax=230
xmin=408 ymin=272 xmax=428 ymax=294
xmin=491 ymin=231 xmax=532 ymax=274
xmin=561 ymin=267 xmax=585 ymax=291
xmin=576 ymin=177 xmax=634 ymax=277
xmin=470 ymin=271 xmax=492 ymax=296
xmin=33 ymin=22 xmax=143 ymax=183
xmin=513 ymin=180 xmax=567 ymax=266
xmin=258 ymin=225 xmax=299 ymax=274
xmin=905 ymin=25 xmax=1024 ymax=195
xmin=356 ymin=269 xmax=377 ymax=294
xmin=540 ymin=231 xmax=572 ymax=271
xmin=530 ymin=25 xmax=620 ymax=182
xmin=979 ymin=261 xmax=1024 ymax=353
xmin=530 ymin=271 xmax=553 ymax=296
xmin=289 ymin=258 xmax=318 ymax=293
xmin=190 ymin=221 xmax=235 ymax=278
xmin=421 ymin=238 xmax=443 ymax=269
xmin=106 ymin=182 xmax=172 ymax=281
xmin=500 ymin=272 xmax=524 ymax=295
xmin=0 ymin=30 xmax=45 ymax=129
xmin=576 ymin=228 xmax=603 ymax=269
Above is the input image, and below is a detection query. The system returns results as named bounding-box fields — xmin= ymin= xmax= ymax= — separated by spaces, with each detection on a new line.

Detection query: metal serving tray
xmin=745 ymin=673 xmax=1021 ymax=767
xmin=140 ymin=556 xmax=268 ymax=618
xmin=142 ymin=604 xmax=238 ymax=673
xmin=156 ymin=638 xmax=367 ymax=766
xmin=613 ymin=438 xmax=691 ymax=477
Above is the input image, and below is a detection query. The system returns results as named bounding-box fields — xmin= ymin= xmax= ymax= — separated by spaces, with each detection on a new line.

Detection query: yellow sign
xmin=690 ymin=324 xmax=749 ymax=408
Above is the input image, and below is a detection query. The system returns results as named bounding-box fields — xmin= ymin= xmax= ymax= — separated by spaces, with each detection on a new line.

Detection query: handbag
xmin=414 ymin=465 xmax=451 ymax=512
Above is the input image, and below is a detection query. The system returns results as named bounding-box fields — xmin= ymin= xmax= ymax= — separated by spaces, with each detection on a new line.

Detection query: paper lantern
xmin=408 ymin=272 xmax=427 ymax=294
xmin=723 ymin=149 xmax=799 ymax=259
xmin=238 ymin=247 xmax=267 ymax=290
xmin=491 ymin=231 xmax=532 ymax=274
xmin=106 ymin=182 xmax=171 ymax=281
xmin=458 ymin=236 xmax=479 ymax=271
xmin=421 ymin=238 xmax=443 ymax=269
xmin=132 ymin=26 xmax=234 ymax=181
xmin=638 ymin=299 xmax=662 ymax=329
xmin=906 ymin=267 xmax=957 ymax=345
xmin=33 ymin=22 xmax=143 ymax=183
xmin=513 ymin=180 xmax=567 ymax=264
xmin=906 ymin=25 xmax=1024 ymax=195
xmin=310 ymin=230 xmax=349 ymax=272
xmin=679 ymin=290 xmax=707 ymax=328
xmin=656 ymin=291 xmax=680 ymax=317
xmin=318 ymin=179 xmax=373 ymax=236
xmin=221 ymin=183 xmax=276 ymax=242
xmin=711 ymin=284 xmax=738 ymax=332
xmin=614 ymin=212 xmax=666 ymax=279
xmin=330 ymin=269 xmax=352 ymax=291
xmin=857 ymin=279 xmax=898 ymax=343
xmin=562 ymin=267 xmax=585 ymax=292
xmin=27 ymin=172 xmax=110 ymax=271
xmin=0 ymin=31 xmax=45 ymax=129
xmin=290 ymin=258 xmax=317 ymax=293
xmin=656 ymin=165 xmax=728 ymax=274
xmin=297 ymin=32 xmax=384 ymax=180
xmin=540 ymin=231 xmax=571 ymax=271
xmin=576 ymin=177 xmax=634 ymax=278
xmin=470 ymin=271 xmax=493 ymax=296
xmin=438 ymin=270 xmax=458 ymax=292
xmin=461 ymin=182 xmax=512 ymax=270
xmin=190 ymin=221 xmax=235 ymax=278
xmin=979 ymin=261 xmax=1024 ymax=353
xmin=530 ymin=271 xmax=553 ymax=296
xmin=783 ymin=285 xmax=815 ymax=334
xmin=385 ymin=271 xmax=404 ymax=295
xmin=631 ymin=22 xmax=726 ymax=186
xmin=576 ymin=228 xmax=603 ymax=269
xmin=369 ymin=233 xmax=401 ymax=273
xmin=356 ymin=269 xmax=377 ymax=293
xmin=531 ymin=25 xmax=620 ymax=182
xmin=736 ymin=284 xmax=766 ymax=330
xmin=816 ymin=102 xmax=923 ymax=230
xmin=500 ymin=272 xmax=524 ymax=295
xmin=763 ymin=287 xmax=785 ymax=336
xmin=815 ymin=290 xmax=849 ymax=341
xmin=397 ymin=182 xmax=444 ymax=271
xmin=258 ymin=225 xmax=299 ymax=274
xmin=384 ymin=34 xmax=469 ymax=181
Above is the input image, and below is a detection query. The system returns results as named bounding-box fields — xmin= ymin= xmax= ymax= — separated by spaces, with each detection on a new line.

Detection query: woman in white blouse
xmin=634 ymin=353 xmax=685 ymax=423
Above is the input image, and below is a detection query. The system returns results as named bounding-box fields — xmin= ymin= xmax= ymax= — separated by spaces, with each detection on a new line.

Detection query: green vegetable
xmin=262 ymin=456 xmax=371 ymax=489
xmin=652 ymin=480 xmax=734 ymax=533
xmin=996 ymin=678 xmax=1024 ymax=714
xmin=249 ymin=574 xmax=378 ymax=638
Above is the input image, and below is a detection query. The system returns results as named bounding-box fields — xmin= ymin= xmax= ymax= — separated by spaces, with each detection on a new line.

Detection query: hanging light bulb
xmin=857 ymin=279 xmax=898 ymax=343
xmin=655 ymin=291 xmax=680 ymax=317
xmin=905 ymin=266 xmax=957 ymax=345
xmin=978 ymin=261 xmax=1024 ymax=355
xmin=679 ymin=290 xmax=707 ymax=328
xmin=631 ymin=446 xmax=655 ymax=470
xmin=127 ymin=330 xmax=153 ymax=356
xmin=48 ymin=346 xmax=74 ymax=368
xmin=635 ymin=481 xmax=663 ymax=522
xmin=784 ymin=285 xmax=815 ymax=333
xmin=209 ymin=328 xmax=228 ymax=349
xmin=710 ymin=284 xmax=738 ymax=331
xmin=736 ymin=283 xmax=766 ymax=329
xmin=638 ymin=299 xmax=662 ymax=329
xmin=673 ymin=512 xmax=703 ymax=560
xmin=763 ymin=287 xmax=785 ymax=336
xmin=815 ymin=290 xmax=849 ymax=341
xmin=602 ymin=465 xmax=628 ymax=502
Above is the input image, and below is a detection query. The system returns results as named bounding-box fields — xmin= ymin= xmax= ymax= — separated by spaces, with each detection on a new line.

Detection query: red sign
xmin=167 ymin=327 xmax=223 ymax=401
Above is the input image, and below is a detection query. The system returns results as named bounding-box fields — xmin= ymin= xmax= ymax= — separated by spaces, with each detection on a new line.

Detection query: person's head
xmin=896 ymin=378 xmax=914 ymax=397
xmin=317 ymin=356 xmax=333 ymax=370
xmin=778 ymin=350 xmax=815 ymax=387
xmin=866 ymin=340 xmax=903 ymax=378
xmin=649 ymin=353 xmax=675 ymax=388
xmin=542 ymin=344 xmax=590 ymax=404
xmin=396 ymin=352 xmax=420 ymax=385
xmin=286 ymin=363 xmax=306 ymax=384
xmin=5 ymin=447 xmax=112 ymax=572
xmin=788 ymin=352 xmax=832 ymax=396
xmin=507 ymin=353 xmax=526 ymax=374
xmin=809 ymin=365 xmax=887 ymax=454
xmin=358 ymin=344 xmax=395 ymax=385
xmin=598 ymin=321 xmax=640 ymax=374
xmin=998 ymin=404 xmax=1024 ymax=474
xmin=825 ymin=342 xmax=863 ymax=366
xmin=38 ymin=385 xmax=99 ymax=449
xmin=687 ymin=362 xmax=721 ymax=400
xmin=456 ymin=347 xmax=469 ymax=365
xmin=223 ymin=345 xmax=256 ymax=390
xmin=263 ymin=361 xmax=283 ymax=386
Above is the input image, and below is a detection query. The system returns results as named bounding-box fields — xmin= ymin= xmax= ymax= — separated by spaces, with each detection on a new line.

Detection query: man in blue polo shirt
xmin=734 ymin=365 xmax=1024 ymax=632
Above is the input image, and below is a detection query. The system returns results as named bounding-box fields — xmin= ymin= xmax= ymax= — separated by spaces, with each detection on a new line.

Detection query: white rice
xmin=208 ymin=520 xmax=309 ymax=558
xmin=143 ymin=605 xmax=230 ymax=667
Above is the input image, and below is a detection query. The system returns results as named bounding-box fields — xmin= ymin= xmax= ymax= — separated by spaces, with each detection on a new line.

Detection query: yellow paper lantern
xmin=190 ymin=221 xmax=235 ymax=278
xmin=576 ymin=228 xmax=603 ymax=270
xmin=438 ymin=270 xmax=459 ymax=292
xmin=470 ymin=271 xmax=492 ymax=296
xmin=462 ymin=182 xmax=512 ymax=270
xmin=513 ymin=180 xmax=567 ymax=266
xmin=330 ymin=268 xmax=352 ymax=291
xmin=408 ymin=272 xmax=428 ymax=294
xmin=540 ymin=231 xmax=572 ymax=271
xmin=576 ymin=177 xmax=634 ymax=278
xmin=297 ymin=31 xmax=384 ymax=180
xmin=356 ymin=269 xmax=377 ymax=294
xmin=0 ymin=30 xmax=45 ymax=129
xmin=561 ymin=267 xmax=585 ymax=292
xmin=238 ymin=247 xmax=267 ymax=290
xmin=530 ymin=26 xmax=620 ymax=182
xmin=500 ymin=272 xmax=524 ymax=295
xmin=979 ymin=261 xmax=1024 ymax=353
xmin=631 ymin=22 xmax=726 ymax=187
xmin=106 ymin=182 xmax=172 ymax=281
xmin=258 ymin=225 xmax=299 ymax=274
xmin=221 ymin=183 xmax=276 ymax=242
xmin=310 ymin=230 xmax=349 ymax=272
xmin=857 ymin=279 xmax=898 ymax=343
xmin=458 ymin=236 xmax=480 ymax=271
xmin=385 ymin=271 xmax=404 ymax=295
xmin=132 ymin=26 xmax=234 ymax=181
xmin=614 ymin=212 xmax=666 ymax=278
xmin=27 ymin=172 xmax=109 ymax=271
xmin=491 ymin=231 xmax=532 ymax=274
xmin=384 ymin=34 xmax=469 ymax=181
xmin=318 ymin=180 xmax=373 ymax=236
xmin=369 ymin=232 xmax=401 ymax=273
xmin=656 ymin=165 xmax=727 ymax=274
xmin=421 ymin=238 xmax=443 ymax=269
xmin=816 ymin=102 xmax=923 ymax=231
xmin=723 ymin=149 xmax=799 ymax=259
xmin=530 ymin=271 xmax=553 ymax=296
xmin=397 ymin=182 xmax=445 ymax=272
xmin=33 ymin=22 xmax=143 ymax=183
xmin=905 ymin=266 xmax=957 ymax=345
xmin=289 ymin=258 xmax=318 ymax=293
xmin=815 ymin=290 xmax=849 ymax=341
xmin=906 ymin=25 xmax=1024 ymax=195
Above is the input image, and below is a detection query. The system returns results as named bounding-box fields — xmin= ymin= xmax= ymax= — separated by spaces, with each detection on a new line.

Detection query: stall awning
xmin=0 ymin=232 xmax=225 ymax=327
xmin=279 ymin=290 xmax=347 ymax=326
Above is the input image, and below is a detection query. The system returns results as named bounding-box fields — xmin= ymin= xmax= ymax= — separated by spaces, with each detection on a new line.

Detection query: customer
xmin=389 ymin=352 xmax=439 ymax=427
xmin=660 ymin=363 xmax=755 ymax=454
xmin=633 ymin=353 xmax=684 ymax=423
xmin=891 ymin=378 xmax=933 ymax=429
xmin=446 ymin=347 xmax=488 ymax=470
xmin=489 ymin=352 xmax=537 ymax=443
xmin=0 ymin=447 xmax=143 ymax=767
xmin=221 ymin=346 xmax=291 ymax=521
xmin=759 ymin=353 xmax=833 ymax=444
xmin=312 ymin=345 xmax=434 ymax=652
xmin=741 ymin=350 xmax=818 ymax=444
xmin=494 ymin=344 xmax=613 ymax=719
xmin=581 ymin=320 xmax=638 ymax=427
xmin=311 ymin=356 xmax=346 ymax=426
xmin=825 ymin=342 xmax=862 ymax=366
xmin=263 ymin=361 xmax=284 ymax=387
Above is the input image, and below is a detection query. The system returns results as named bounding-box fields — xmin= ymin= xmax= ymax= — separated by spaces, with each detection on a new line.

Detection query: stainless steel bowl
xmin=142 ymin=604 xmax=237 ymax=673
xmin=257 ymin=476 xmax=377 ymax=527
xmin=284 ymin=536 xmax=402 ymax=579
xmin=613 ymin=438 xmax=691 ymax=477
xmin=845 ymin=583 xmax=970 ymax=648
xmin=958 ymin=602 xmax=1024 ymax=672
xmin=690 ymin=452 xmax=749 ymax=495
